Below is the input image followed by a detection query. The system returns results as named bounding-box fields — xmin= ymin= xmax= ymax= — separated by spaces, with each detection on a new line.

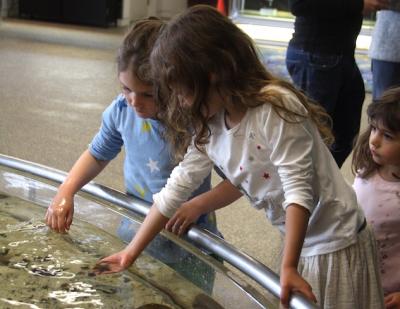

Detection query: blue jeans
xmin=371 ymin=59 xmax=400 ymax=100
xmin=286 ymin=46 xmax=365 ymax=167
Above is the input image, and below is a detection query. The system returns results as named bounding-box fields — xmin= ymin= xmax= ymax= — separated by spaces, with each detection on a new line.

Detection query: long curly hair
xmin=117 ymin=17 xmax=165 ymax=84
xmin=151 ymin=5 xmax=333 ymax=161
xmin=352 ymin=86 xmax=400 ymax=178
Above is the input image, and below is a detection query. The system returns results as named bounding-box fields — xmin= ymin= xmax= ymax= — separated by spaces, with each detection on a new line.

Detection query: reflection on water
xmin=0 ymin=193 xmax=214 ymax=309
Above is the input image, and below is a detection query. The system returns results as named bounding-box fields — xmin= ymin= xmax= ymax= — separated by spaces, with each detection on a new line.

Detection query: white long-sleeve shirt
xmin=154 ymin=86 xmax=364 ymax=256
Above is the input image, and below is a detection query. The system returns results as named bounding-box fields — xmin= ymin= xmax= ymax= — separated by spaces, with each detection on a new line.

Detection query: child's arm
xmin=96 ymin=139 xmax=215 ymax=273
xmin=94 ymin=205 xmax=168 ymax=273
xmin=45 ymin=149 xmax=109 ymax=233
xmin=95 ymin=181 xmax=241 ymax=273
xmin=280 ymin=203 xmax=317 ymax=307
xmin=165 ymin=179 xmax=242 ymax=235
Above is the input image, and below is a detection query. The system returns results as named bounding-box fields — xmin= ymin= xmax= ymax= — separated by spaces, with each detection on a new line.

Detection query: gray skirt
xmin=298 ymin=226 xmax=384 ymax=309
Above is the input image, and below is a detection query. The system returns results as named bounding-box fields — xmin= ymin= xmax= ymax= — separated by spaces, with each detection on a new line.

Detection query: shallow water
xmin=0 ymin=193 xmax=210 ymax=309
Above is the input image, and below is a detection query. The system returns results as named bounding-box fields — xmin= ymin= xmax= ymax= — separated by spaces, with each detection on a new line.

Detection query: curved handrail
xmin=0 ymin=154 xmax=318 ymax=309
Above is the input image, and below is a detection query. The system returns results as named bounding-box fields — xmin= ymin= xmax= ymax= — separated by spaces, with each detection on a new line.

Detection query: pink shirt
xmin=353 ymin=172 xmax=400 ymax=294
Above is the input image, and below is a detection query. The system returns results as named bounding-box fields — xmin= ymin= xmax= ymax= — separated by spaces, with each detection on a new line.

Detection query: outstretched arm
xmin=280 ymin=204 xmax=316 ymax=307
xmin=94 ymin=205 xmax=169 ymax=274
xmin=166 ymin=179 xmax=243 ymax=235
xmin=95 ymin=181 xmax=242 ymax=273
xmin=95 ymin=139 xmax=215 ymax=273
xmin=45 ymin=149 xmax=109 ymax=233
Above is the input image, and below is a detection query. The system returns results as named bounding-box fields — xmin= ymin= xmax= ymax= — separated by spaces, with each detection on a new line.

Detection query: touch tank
xmin=0 ymin=154 xmax=317 ymax=309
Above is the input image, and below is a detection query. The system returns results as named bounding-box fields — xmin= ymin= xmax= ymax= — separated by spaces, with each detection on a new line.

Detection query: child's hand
xmin=93 ymin=250 xmax=134 ymax=275
xmin=385 ymin=292 xmax=400 ymax=309
xmin=165 ymin=202 xmax=201 ymax=236
xmin=280 ymin=266 xmax=317 ymax=308
xmin=45 ymin=191 xmax=74 ymax=233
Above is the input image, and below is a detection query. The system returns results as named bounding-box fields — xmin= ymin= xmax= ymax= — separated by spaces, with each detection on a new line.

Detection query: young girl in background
xmin=352 ymin=87 xmax=400 ymax=309
xmin=97 ymin=6 xmax=384 ymax=308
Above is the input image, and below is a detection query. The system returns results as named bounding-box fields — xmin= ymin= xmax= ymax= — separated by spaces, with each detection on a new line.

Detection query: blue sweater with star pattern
xmin=89 ymin=94 xmax=211 ymax=204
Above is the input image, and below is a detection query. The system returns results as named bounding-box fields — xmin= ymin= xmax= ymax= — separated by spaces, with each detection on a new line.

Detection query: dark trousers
xmin=371 ymin=58 xmax=400 ymax=100
xmin=286 ymin=45 xmax=365 ymax=167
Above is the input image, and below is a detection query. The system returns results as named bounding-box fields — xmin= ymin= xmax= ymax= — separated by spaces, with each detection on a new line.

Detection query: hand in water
xmin=45 ymin=193 xmax=74 ymax=233
xmin=93 ymin=250 xmax=135 ymax=275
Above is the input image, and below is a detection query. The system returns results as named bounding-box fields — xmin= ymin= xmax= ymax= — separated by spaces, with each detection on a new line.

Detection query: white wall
xmin=129 ymin=0 xmax=148 ymax=21
xmin=120 ymin=0 xmax=187 ymax=25
xmin=148 ymin=0 xmax=187 ymax=19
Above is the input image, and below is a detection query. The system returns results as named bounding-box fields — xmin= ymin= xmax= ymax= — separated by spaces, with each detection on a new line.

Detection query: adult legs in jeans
xmin=286 ymin=46 xmax=365 ymax=167
xmin=372 ymin=59 xmax=400 ymax=100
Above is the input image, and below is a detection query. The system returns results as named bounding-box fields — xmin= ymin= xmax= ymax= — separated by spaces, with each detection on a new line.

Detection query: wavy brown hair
xmin=117 ymin=17 xmax=165 ymax=84
xmin=352 ymin=87 xmax=400 ymax=178
xmin=151 ymin=5 xmax=333 ymax=161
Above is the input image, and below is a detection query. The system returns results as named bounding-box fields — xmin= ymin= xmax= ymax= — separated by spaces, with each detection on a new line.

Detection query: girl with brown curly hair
xmin=98 ymin=6 xmax=384 ymax=308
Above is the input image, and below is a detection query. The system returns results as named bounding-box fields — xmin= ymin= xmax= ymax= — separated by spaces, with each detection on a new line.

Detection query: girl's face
xmin=369 ymin=121 xmax=400 ymax=167
xmin=119 ymin=70 xmax=158 ymax=119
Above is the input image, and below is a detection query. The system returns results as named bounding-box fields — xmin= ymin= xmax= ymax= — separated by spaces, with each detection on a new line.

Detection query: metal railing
xmin=0 ymin=154 xmax=318 ymax=309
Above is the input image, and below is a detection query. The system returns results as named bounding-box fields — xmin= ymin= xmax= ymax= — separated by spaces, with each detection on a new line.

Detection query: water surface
xmin=0 ymin=193 xmax=209 ymax=309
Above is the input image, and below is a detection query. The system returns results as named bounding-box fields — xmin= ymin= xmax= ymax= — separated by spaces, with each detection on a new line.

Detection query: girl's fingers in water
xmin=92 ymin=262 xmax=113 ymax=274
xmin=66 ymin=213 xmax=73 ymax=230
xmin=48 ymin=215 xmax=54 ymax=230
xmin=57 ymin=215 xmax=66 ymax=233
